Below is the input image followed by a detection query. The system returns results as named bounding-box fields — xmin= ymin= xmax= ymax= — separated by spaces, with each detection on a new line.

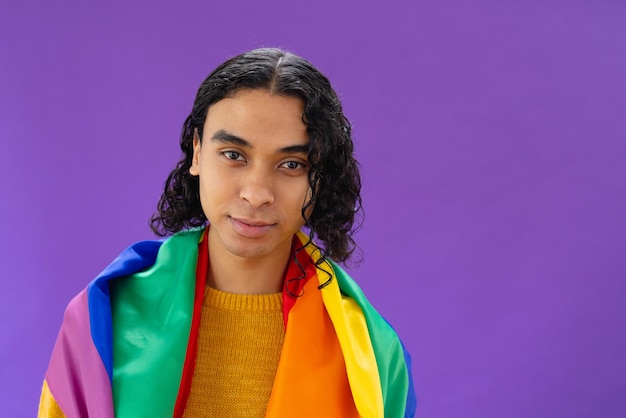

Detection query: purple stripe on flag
xmin=45 ymin=290 xmax=114 ymax=418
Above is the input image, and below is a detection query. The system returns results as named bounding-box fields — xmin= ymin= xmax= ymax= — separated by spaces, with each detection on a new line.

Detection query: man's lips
xmin=229 ymin=216 xmax=275 ymax=238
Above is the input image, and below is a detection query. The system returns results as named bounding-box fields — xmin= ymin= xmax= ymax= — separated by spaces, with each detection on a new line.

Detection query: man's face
xmin=190 ymin=89 xmax=311 ymax=261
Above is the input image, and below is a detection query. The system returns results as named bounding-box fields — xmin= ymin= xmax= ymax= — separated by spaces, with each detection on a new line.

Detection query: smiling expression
xmin=189 ymin=89 xmax=311 ymax=262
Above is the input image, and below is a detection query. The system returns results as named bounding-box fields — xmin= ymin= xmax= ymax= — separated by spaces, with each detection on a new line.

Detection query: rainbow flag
xmin=40 ymin=228 xmax=416 ymax=417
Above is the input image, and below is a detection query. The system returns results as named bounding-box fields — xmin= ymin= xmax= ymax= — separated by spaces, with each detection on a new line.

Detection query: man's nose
xmin=239 ymin=168 xmax=275 ymax=208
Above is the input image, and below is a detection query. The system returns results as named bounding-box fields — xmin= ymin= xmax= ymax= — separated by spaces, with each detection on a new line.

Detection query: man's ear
xmin=189 ymin=128 xmax=201 ymax=176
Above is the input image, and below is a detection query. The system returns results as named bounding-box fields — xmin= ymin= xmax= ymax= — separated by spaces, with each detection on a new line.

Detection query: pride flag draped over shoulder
xmin=39 ymin=228 xmax=416 ymax=417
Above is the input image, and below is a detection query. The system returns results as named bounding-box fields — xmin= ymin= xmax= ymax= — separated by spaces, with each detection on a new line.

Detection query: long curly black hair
xmin=150 ymin=48 xmax=362 ymax=264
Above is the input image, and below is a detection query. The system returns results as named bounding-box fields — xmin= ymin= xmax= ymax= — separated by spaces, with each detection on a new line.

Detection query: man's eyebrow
xmin=211 ymin=129 xmax=309 ymax=154
xmin=279 ymin=144 xmax=309 ymax=155
xmin=211 ymin=129 xmax=251 ymax=148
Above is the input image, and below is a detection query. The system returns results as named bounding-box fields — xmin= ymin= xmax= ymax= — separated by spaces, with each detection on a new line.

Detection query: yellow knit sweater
xmin=182 ymin=286 xmax=285 ymax=417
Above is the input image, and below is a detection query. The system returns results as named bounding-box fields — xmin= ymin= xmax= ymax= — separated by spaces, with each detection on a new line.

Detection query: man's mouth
xmin=229 ymin=216 xmax=274 ymax=238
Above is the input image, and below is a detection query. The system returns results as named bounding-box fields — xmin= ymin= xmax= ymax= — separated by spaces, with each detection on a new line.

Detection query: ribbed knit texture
xmin=182 ymin=286 xmax=285 ymax=417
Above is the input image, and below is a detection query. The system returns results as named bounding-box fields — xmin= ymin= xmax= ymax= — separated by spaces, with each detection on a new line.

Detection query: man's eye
xmin=223 ymin=151 xmax=243 ymax=161
xmin=282 ymin=161 xmax=304 ymax=170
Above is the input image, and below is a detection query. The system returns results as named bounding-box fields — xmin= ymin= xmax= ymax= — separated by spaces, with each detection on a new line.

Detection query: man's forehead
xmin=201 ymin=90 xmax=308 ymax=150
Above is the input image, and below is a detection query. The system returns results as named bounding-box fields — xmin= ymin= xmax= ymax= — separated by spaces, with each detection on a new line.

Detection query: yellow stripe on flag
xmin=38 ymin=380 xmax=66 ymax=418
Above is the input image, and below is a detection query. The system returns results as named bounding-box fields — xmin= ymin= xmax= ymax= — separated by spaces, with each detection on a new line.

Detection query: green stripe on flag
xmin=111 ymin=229 xmax=203 ymax=417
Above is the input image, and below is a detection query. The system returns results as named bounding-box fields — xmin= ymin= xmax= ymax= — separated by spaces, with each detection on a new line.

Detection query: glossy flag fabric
xmin=40 ymin=228 xmax=416 ymax=417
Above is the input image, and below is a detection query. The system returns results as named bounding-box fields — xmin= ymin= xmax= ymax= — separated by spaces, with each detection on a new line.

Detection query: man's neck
xmin=205 ymin=231 xmax=293 ymax=295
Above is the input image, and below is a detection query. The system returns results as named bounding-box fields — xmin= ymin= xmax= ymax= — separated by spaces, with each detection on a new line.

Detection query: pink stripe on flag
xmin=45 ymin=290 xmax=114 ymax=418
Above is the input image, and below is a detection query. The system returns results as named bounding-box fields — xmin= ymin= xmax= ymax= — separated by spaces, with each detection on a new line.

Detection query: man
xmin=39 ymin=48 xmax=416 ymax=417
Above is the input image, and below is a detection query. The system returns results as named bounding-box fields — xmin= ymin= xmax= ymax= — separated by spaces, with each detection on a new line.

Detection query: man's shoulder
xmin=329 ymin=260 xmax=404 ymax=343
xmin=90 ymin=227 xmax=205 ymax=287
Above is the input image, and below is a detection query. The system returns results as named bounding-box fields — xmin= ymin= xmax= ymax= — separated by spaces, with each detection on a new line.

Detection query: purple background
xmin=2 ymin=0 xmax=625 ymax=416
